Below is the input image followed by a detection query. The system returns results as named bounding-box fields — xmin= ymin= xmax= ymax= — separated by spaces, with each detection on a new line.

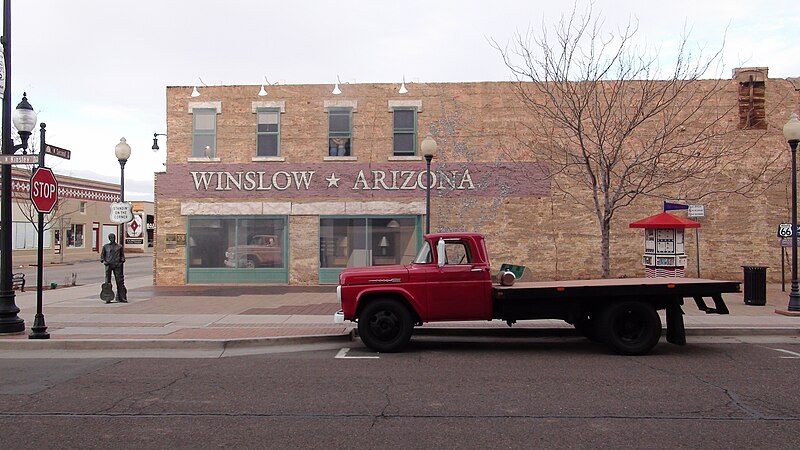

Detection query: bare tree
xmin=493 ymin=3 xmax=782 ymax=277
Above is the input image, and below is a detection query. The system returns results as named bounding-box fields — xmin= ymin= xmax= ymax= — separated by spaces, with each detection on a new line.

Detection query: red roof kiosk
xmin=629 ymin=212 xmax=700 ymax=278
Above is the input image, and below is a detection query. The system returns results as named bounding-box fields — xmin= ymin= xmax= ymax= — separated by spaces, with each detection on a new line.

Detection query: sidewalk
xmin=0 ymin=277 xmax=798 ymax=354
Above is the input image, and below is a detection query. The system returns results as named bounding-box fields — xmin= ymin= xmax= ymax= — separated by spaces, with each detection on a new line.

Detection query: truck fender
xmin=355 ymin=287 xmax=423 ymax=324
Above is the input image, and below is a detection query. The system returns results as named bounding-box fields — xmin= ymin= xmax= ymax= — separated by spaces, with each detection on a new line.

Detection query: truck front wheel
xmin=358 ymin=299 xmax=413 ymax=353
xmin=597 ymin=301 xmax=661 ymax=356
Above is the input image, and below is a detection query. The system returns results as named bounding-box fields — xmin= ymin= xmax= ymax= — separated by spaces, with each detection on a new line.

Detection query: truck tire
xmin=358 ymin=299 xmax=413 ymax=353
xmin=597 ymin=301 xmax=661 ymax=356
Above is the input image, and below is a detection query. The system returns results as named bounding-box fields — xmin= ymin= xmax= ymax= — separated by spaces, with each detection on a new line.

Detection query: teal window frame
xmin=328 ymin=107 xmax=353 ymax=156
xmin=392 ymin=107 xmax=417 ymax=156
xmin=318 ymin=215 xmax=422 ymax=284
xmin=186 ymin=215 xmax=289 ymax=284
xmin=256 ymin=107 xmax=281 ymax=156
xmin=192 ymin=108 xmax=217 ymax=158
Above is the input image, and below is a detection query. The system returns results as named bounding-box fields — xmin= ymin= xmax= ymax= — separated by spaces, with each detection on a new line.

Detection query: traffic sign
xmin=110 ymin=202 xmax=133 ymax=224
xmin=29 ymin=167 xmax=59 ymax=213
xmin=0 ymin=154 xmax=38 ymax=164
xmin=687 ymin=204 xmax=705 ymax=218
xmin=44 ymin=144 xmax=71 ymax=160
xmin=777 ymin=223 xmax=800 ymax=238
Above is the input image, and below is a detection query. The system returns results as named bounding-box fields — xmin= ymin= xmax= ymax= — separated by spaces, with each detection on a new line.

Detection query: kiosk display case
xmin=630 ymin=212 xmax=700 ymax=278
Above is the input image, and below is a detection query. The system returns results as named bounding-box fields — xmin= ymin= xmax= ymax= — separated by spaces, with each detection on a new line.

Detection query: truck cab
xmin=224 ymin=234 xmax=282 ymax=268
xmin=337 ymin=233 xmax=493 ymax=350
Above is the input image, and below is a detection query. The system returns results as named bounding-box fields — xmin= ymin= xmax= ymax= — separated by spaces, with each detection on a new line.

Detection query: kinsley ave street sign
xmin=30 ymin=167 xmax=59 ymax=213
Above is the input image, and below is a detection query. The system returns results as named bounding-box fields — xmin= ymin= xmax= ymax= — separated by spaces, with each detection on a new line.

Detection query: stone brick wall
xmin=155 ymin=77 xmax=799 ymax=285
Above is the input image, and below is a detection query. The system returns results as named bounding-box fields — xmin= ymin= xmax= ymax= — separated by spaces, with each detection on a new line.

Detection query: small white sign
xmin=688 ymin=204 xmax=705 ymax=218
xmin=110 ymin=202 xmax=133 ymax=224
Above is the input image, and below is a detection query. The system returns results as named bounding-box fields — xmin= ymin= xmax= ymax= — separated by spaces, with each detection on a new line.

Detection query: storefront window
xmin=188 ymin=217 xmax=285 ymax=269
xmin=67 ymin=224 xmax=84 ymax=248
xmin=320 ymin=217 xmax=418 ymax=268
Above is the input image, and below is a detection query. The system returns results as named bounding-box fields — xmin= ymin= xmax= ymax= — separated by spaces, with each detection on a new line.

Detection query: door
xmin=426 ymin=238 xmax=491 ymax=320
xmin=101 ymin=225 xmax=117 ymax=248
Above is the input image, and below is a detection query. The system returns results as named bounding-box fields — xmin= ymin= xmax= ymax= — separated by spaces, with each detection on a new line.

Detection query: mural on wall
xmin=157 ymin=162 xmax=549 ymax=200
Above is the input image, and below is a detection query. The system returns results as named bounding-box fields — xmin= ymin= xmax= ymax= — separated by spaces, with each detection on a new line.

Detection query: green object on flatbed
xmin=499 ymin=263 xmax=525 ymax=279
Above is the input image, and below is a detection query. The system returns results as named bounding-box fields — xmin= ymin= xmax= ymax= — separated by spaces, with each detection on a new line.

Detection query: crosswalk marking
xmin=771 ymin=348 xmax=800 ymax=359
xmin=335 ymin=348 xmax=379 ymax=359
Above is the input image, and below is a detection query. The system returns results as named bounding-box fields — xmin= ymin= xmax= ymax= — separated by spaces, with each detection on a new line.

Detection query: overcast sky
xmin=5 ymin=0 xmax=799 ymax=201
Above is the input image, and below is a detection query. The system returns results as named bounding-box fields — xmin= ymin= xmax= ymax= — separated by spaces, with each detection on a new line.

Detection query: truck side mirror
xmin=436 ymin=238 xmax=446 ymax=268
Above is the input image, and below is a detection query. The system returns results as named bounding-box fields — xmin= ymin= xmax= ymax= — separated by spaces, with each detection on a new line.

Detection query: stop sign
xmin=30 ymin=167 xmax=59 ymax=213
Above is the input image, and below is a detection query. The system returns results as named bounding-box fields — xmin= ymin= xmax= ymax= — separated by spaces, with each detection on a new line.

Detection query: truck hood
xmin=339 ymin=265 xmax=410 ymax=286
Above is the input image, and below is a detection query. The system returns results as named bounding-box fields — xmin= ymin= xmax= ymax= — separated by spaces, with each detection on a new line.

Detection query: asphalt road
xmin=1 ymin=339 xmax=798 ymax=448
xmin=13 ymin=254 xmax=152 ymax=288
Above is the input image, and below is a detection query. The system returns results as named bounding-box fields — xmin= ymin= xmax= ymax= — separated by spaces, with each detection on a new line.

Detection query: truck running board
xmin=692 ymin=294 xmax=730 ymax=315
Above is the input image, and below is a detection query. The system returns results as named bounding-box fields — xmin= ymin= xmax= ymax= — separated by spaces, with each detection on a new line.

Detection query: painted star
xmin=326 ymin=172 xmax=340 ymax=188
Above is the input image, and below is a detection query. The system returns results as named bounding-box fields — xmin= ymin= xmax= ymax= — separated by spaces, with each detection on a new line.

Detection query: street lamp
xmin=0 ymin=93 xmax=37 ymax=334
xmin=151 ymin=132 xmax=166 ymax=151
xmin=115 ymin=137 xmax=131 ymax=246
xmin=115 ymin=137 xmax=131 ymax=202
xmin=420 ymin=134 xmax=437 ymax=235
xmin=783 ymin=113 xmax=800 ymax=312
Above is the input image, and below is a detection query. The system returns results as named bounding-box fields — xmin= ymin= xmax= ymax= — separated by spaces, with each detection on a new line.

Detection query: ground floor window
xmin=186 ymin=216 xmax=288 ymax=284
xmin=188 ymin=217 xmax=286 ymax=269
xmin=319 ymin=216 xmax=419 ymax=282
xmin=12 ymin=222 xmax=52 ymax=250
xmin=66 ymin=224 xmax=84 ymax=248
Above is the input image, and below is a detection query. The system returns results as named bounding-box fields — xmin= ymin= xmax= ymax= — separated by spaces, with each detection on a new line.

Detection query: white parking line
xmin=771 ymin=348 xmax=800 ymax=359
xmin=335 ymin=348 xmax=379 ymax=359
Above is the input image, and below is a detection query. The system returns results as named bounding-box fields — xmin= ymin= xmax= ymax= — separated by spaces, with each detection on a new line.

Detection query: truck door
xmin=427 ymin=238 xmax=492 ymax=320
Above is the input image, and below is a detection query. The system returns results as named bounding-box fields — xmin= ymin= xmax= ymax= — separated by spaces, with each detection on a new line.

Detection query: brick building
xmin=3 ymin=169 xmax=154 ymax=266
xmin=154 ymin=69 xmax=798 ymax=285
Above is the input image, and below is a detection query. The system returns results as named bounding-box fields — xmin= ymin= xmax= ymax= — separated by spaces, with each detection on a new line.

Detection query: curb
xmin=0 ymin=327 xmax=796 ymax=352
xmin=0 ymin=331 xmax=356 ymax=352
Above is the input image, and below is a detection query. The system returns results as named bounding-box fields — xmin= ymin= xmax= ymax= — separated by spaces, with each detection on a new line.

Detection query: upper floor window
xmin=257 ymin=108 xmax=280 ymax=156
xmin=192 ymin=108 xmax=216 ymax=158
xmin=328 ymin=108 xmax=352 ymax=157
xmin=393 ymin=108 xmax=417 ymax=156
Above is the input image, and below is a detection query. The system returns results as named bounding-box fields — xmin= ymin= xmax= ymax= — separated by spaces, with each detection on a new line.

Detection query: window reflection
xmin=188 ymin=217 xmax=285 ymax=268
xmin=320 ymin=217 xmax=417 ymax=268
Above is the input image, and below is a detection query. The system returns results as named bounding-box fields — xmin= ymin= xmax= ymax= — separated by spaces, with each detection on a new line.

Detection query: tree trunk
xmin=600 ymin=217 xmax=611 ymax=278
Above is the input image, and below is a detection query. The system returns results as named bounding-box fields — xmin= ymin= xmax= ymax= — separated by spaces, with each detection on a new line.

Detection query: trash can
xmin=742 ymin=265 xmax=767 ymax=306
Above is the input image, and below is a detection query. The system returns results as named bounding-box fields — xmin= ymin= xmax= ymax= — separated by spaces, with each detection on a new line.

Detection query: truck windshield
xmin=413 ymin=241 xmax=432 ymax=264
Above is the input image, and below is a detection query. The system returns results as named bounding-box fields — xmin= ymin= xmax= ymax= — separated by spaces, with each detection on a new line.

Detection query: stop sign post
xmin=30 ymin=167 xmax=59 ymax=213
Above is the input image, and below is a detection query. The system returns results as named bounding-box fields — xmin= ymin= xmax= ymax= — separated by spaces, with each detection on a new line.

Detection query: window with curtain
xmin=328 ymin=108 xmax=352 ymax=156
xmin=192 ymin=108 xmax=217 ymax=157
xmin=256 ymin=108 xmax=280 ymax=156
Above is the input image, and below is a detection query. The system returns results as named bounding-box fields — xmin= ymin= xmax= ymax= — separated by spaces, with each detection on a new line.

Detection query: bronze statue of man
xmin=100 ymin=233 xmax=127 ymax=302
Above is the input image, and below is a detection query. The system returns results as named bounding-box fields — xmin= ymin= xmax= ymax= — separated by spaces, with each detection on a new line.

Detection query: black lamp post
xmin=0 ymin=91 xmax=37 ymax=334
xmin=151 ymin=132 xmax=166 ymax=151
xmin=420 ymin=134 xmax=437 ymax=235
xmin=783 ymin=113 xmax=800 ymax=312
xmin=115 ymin=138 xmax=131 ymax=244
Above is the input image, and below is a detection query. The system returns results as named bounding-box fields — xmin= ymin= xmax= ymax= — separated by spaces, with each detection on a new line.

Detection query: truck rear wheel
xmin=358 ymin=299 xmax=413 ymax=353
xmin=597 ymin=301 xmax=661 ymax=356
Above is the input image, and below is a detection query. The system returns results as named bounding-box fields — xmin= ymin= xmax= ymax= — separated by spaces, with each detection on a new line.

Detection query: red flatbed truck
xmin=334 ymin=233 xmax=740 ymax=355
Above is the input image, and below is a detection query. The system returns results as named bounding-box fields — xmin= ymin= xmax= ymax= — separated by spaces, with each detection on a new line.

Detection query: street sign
xmin=0 ymin=154 xmax=38 ymax=164
xmin=110 ymin=202 xmax=133 ymax=224
xmin=44 ymin=144 xmax=71 ymax=160
xmin=687 ymin=204 xmax=705 ymax=218
xmin=777 ymin=223 xmax=800 ymax=238
xmin=29 ymin=167 xmax=59 ymax=213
